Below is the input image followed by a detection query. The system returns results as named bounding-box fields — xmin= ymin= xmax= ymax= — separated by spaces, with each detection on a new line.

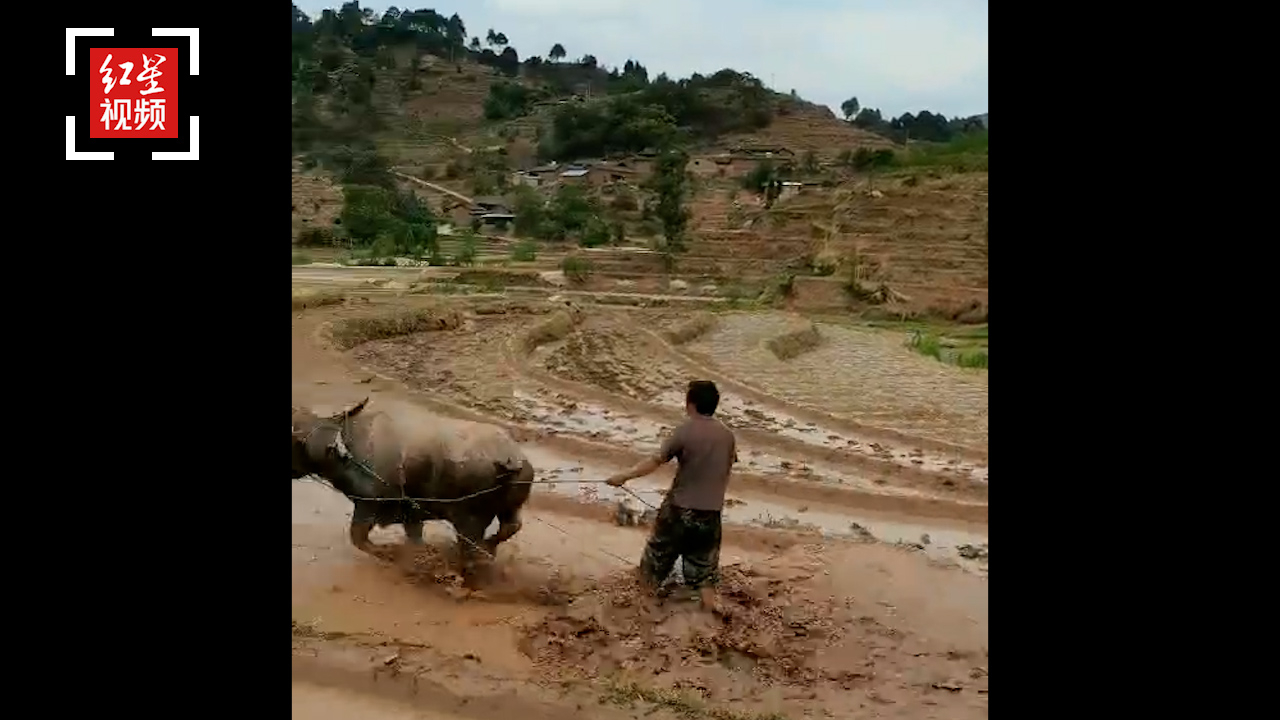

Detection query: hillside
xmin=290 ymin=3 xmax=989 ymax=318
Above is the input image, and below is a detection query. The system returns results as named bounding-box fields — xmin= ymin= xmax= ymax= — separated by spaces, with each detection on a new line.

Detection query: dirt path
xmin=291 ymin=296 xmax=989 ymax=719
xmin=394 ymin=171 xmax=476 ymax=206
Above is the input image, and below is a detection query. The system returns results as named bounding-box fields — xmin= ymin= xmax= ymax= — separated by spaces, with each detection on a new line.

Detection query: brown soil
xmin=291 ymin=161 xmax=343 ymax=240
xmin=293 ymin=284 xmax=987 ymax=720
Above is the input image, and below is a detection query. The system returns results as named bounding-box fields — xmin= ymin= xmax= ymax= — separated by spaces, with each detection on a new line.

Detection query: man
xmin=606 ymin=380 xmax=736 ymax=611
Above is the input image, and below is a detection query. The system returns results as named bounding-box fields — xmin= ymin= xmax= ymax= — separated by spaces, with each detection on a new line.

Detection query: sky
xmin=296 ymin=0 xmax=988 ymax=120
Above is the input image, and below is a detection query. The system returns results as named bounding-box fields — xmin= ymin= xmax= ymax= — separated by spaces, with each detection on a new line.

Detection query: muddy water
xmin=517 ymin=390 xmax=972 ymax=501
xmin=521 ymin=445 xmax=989 ymax=572
xmin=657 ymin=390 xmax=989 ymax=482
xmin=293 ymin=682 xmax=467 ymax=720
xmin=514 ymin=390 xmax=661 ymax=443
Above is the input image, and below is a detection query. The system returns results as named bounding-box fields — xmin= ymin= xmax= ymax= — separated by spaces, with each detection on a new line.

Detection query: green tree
xmin=511 ymin=186 xmax=546 ymax=237
xmin=647 ymin=148 xmax=691 ymax=253
xmin=580 ymin=217 xmax=612 ymax=248
xmin=455 ymin=232 xmax=478 ymax=266
xmin=549 ymin=43 xmax=566 ymax=62
xmin=340 ymin=185 xmax=396 ymax=243
xmin=742 ymin=159 xmax=777 ymax=193
xmin=548 ymin=184 xmax=597 ymax=238
xmin=840 ymin=96 xmax=860 ymax=120
xmin=852 ymin=107 xmax=884 ymax=130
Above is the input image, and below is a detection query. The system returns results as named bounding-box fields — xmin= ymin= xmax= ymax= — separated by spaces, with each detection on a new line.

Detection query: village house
xmin=471 ymin=196 xmax=511 ymax=213
xmin=595 ymin=164 xmax=639 ymax=186
xmin=613 ymin=156 xmax=652 ymax=175
xmin=557 ymin=167 xmax=591 ymax=185
xmin=513 ymin=163 xmax=561 ymax=189
xmin=510 ymin=171 xmax=539 ymax=188
xmin=442 ymin=195 xmax=515 ymax=228
xmin=778 ymin=181 xmax=804 ymax=200
xmin=476 ymin=210 xmax=515 ymax=228
xmin=565 ymin=163 xmax=640 ymax=188
xmin=446 ymin=202 xmax=474 ymax=227
xmin=690 ymin=146 xmax=799 ymax=178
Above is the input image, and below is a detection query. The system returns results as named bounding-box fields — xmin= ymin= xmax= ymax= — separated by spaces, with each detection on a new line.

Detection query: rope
xmin=529 ymin=515 xmax=635 ymax=565
xmin=619 ymin=485 xmax=660 ymax=511
xmin=293 ymin=418 xmax=666 ymax=567
xmin=295 ymin=474 xmax=617 ymax=503
xmin=294 ymin=421 xmax=663 ymax=508
xmin=295 ymin=478 xmax=662 ymax=567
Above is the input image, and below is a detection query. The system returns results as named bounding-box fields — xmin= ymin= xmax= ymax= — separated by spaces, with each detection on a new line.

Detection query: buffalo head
xmin=291 ymin=397 xmax=371 ymax=487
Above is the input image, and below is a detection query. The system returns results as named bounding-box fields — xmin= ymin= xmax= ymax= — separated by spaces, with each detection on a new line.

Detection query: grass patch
xmin=600 ymin=679 xmax=788 ymax=720
xmin=758 ymin=273 xmax=796 ymax=306
xmin=291 ymin=288 xmax=346 ymax=311
xmin=342 ymin=255 xmax=401 ymax=267
xmin=560 ymin=255 xmax=593 ymax=285
xmin=906 ymin=329 xmax=988 ymax=369
xmin=894 ymin=130 xmax=989 ymax=172
xmin=454 ymin=269 xmax=545 ymax=289
xmin=328 ymin=308 xmax=463 ymax=349
xmin=510 ymin=239 xmax=538 ymax=262
xmin=663 ymin=313 xmax=717 ymax=345
xmin=911 ymin=333 xmax=944 ymax=360
xmin=765 ymin=322 xmax=822 ymax=360
xmin=292 ymin=251 xmax=313 ymax=266
xmin=952 ymin=323 xmax=988 ymax=340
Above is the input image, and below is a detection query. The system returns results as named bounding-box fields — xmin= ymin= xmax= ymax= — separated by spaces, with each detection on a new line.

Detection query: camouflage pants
xmin=638 ymin=500 xmax=723 ymax=590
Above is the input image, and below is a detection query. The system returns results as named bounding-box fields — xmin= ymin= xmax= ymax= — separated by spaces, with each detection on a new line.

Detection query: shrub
xmin=511 ymin=239 xmax=538 ymax=262
xmin=454 ymin=234 xmax=479 ymax=266
xmin=579 ymin=218 xmax=612 ymax=248
xmin=297 ymin=227 xmax=337 ymax=247
xmin=560 ymin=255 xmax=593 ymax=284
xmin=851 ymin=148 xmax=896 ymax=171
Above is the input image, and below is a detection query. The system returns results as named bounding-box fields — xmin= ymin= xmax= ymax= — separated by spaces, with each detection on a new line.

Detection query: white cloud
xmin=295 ymin=1 xmax=987 ymax=118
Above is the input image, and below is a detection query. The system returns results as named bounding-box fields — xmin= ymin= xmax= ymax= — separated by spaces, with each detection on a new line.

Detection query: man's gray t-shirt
xmin=657 ymin=415 xmax=737 ymax=512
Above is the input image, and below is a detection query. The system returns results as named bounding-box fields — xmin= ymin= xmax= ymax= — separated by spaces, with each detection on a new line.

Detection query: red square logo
xmin=89 ymin=47 xmax=180 ymax=139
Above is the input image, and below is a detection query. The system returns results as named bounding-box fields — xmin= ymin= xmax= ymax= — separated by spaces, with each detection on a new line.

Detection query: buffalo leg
xmin=349 ymin=520 xmax=377 ymax=555
xmin=403 ymin=521 xmax=425 ymax=545
xmin=349 ymin=500 xmax=380 ymax=556
xmin=485 ymin=460 xmax=533 ymax=554
xmin=451 ymin=515 xmax=491 ymax=583
xmin=484 ymin=506 xmax=523 ymax=555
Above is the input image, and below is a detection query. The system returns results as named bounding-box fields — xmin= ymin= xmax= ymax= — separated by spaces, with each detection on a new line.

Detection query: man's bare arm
xmin=608 ymin=425 xmax=684 ymax=487
xmin=605 ymin=454 xmax=664 ymax=486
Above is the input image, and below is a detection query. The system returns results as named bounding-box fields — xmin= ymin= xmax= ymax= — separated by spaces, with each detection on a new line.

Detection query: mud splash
xmin=521 ymin=561 xmax=850 ymax=687
xmin=522 ymin=548 xmax=990 ymax=705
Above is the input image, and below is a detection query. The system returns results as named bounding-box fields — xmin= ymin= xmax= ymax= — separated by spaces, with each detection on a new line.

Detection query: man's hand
xmin=607 ymin=456 xmax=662 ymax=488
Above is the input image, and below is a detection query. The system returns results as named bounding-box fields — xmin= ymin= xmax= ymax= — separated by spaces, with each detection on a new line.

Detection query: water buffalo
xmin=291 ymin=396 xmax=533 ymax=575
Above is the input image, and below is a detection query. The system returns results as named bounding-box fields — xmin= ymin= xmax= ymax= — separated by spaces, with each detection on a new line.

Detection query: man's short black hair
xmin=686 ymin=380 xmax=720 ymax=416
